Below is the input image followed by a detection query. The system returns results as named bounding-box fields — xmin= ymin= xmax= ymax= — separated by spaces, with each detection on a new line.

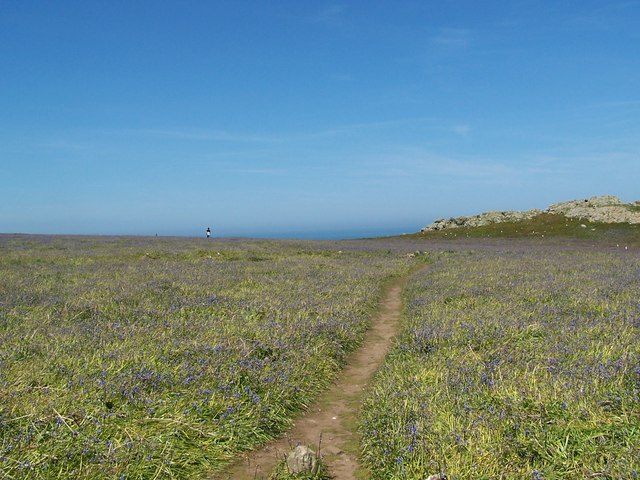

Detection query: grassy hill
xmin=401 ymin=213 xmax=640 ymax=245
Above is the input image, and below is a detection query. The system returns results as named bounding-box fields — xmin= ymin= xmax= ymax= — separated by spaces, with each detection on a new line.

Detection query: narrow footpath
xmin=215 ymin=265 xmax=428 ymax=480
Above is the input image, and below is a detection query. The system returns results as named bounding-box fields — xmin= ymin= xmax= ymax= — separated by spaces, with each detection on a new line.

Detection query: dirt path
xmin=214 ymin=267 xmax=425 ymax=480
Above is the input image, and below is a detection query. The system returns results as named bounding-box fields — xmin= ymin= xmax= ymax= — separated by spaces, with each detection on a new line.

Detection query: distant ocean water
xmin=226 ymin=226 xmax=418 ymax=240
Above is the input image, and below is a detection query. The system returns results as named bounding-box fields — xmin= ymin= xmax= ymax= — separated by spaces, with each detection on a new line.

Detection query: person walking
xmin=206 ymin=227 xmax=211 ymax=239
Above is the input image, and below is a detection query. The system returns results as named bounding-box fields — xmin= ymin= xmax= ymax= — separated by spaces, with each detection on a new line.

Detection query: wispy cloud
xmin=95 ymin=118 xmax=437 ymax=145
xmin=523 ymin=151 xmax=639 ymax=169
xmin=306 ymin=117 xmax=436 ymax=138
xmin=431 ymin=28 xmax=472 ymax=49
xmin=225 ymin=167 xmax=290 ymax=176
xmin=586 ymin=100 xmax=640 ymax=109
xmin=41 ymin=140 xmax=92 ymax=151
xmin=452 ymin=124 xmax=471 ymax=137
xmin=138 ymin=129 xmax=286 ymax=144
xmin=328 ymin=72 xmax=354 ymax=82
xmin=352 ymin=146 xmax=619 ymax=187
xmin=428 ymin=158 xmax=515 ymax=179
xmin=397 ymin=27 xmax=475 ymax=69
xmin=313 ymin=4 xmax=347 ymax=27
xmin=335 ymin=148 xmax=518 ymax=182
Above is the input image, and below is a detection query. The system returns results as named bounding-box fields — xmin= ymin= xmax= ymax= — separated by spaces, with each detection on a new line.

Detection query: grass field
xmin=0 ymin=235 xmax=413 ymax=479
xmin=360 ymin=245 xmax=640 ymax=479
xmin=2 ymin=229 xmax=639 ymax=479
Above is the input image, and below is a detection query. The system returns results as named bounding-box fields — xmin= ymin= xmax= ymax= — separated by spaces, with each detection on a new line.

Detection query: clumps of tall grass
xmin=0 ymin=236 xmax=413 ymax=479
xmin=361 ymin=248 xmax=640 ymax=479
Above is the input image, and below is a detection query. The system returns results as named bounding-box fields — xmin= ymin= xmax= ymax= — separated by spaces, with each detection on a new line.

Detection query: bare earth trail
xmin=214 ymin=265 xmax=429 ymax=480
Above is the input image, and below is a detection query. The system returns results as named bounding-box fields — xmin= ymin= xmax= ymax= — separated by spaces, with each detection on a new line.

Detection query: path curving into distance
xmin=214 ymin=264 xmax=429 ymax=480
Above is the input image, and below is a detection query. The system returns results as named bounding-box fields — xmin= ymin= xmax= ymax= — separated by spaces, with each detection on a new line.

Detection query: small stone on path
xmin=286 ymin=445 xmax=318 ymax=475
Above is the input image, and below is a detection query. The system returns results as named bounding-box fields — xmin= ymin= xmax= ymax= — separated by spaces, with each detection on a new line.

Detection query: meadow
xmin=3 ymin=232 xmax=639 ymax=480
xmin=0 ymin=235 xmax=414 ymax=479
xmin=360 ymin=245 xmax=640 ymax=479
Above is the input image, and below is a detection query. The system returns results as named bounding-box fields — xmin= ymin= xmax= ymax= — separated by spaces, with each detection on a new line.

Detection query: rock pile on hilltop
xmin=421 ymin=195 xmax=640 ymax=232
xmin=546 ymin=195 xmax=640 ymax=223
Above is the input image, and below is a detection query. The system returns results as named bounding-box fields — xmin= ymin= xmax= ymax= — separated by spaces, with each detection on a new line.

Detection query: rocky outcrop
xmin=546 ymin=195 xmax=640 ymax=224
xmin=425 ymin=209 xmax=542 ymax=231
xmin=421 ymin=195 xmax=640 ymax=232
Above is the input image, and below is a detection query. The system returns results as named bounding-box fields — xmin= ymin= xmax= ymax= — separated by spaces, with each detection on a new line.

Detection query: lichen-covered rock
xmin=546 ymin=195 xmax=622 ymax=212
xmin=286 ymin=445 xmax=318 ymax=475
xmin=421 ymin=209 xmax=541 ymax=232
xmin=545 ymin=195 xmax=640 ymax=224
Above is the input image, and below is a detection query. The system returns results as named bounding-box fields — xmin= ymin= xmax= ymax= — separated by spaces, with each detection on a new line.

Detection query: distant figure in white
xmin=206 ymin=227 xmax=211 ymax=239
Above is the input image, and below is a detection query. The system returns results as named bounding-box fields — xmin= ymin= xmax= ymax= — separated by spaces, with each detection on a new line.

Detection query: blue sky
xmin=1 ymin=1 xmax=639 ymax=238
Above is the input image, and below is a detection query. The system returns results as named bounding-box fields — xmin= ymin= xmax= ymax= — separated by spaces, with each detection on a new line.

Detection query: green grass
xmin=0 ymin=235 xmax=414 ymax=479
xmin=398 ymin=213 xmax=640 ymax=244
xmin=360 ymin=247 xmax=640 ymax=479
xmin=5 ymin=233 xmax=639 ymax=479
